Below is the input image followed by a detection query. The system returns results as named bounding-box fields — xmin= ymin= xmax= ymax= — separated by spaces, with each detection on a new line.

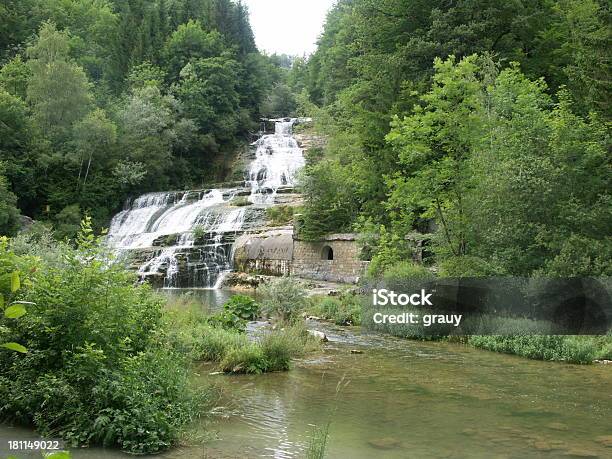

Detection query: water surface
xmin=2 ymin=292 xmax=611 ymax=459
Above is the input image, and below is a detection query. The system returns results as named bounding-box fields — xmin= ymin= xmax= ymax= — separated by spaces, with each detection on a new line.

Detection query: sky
xmin=242 ymin=0 xmax=336 ymax=56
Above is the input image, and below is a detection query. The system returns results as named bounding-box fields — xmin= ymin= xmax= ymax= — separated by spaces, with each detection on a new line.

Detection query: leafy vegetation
xmin=259 ymin=277 xmax=308 ymax=323
xmin=292 ymin=0 xmax=610 ymax=277
xmin=467 ymin=335 xmax=612 ymax=365
xmin=0 ymin=222 xmax=209 ymax=454
xmin=308 ymin=293 xmax=362 ymax=326
xmin=0 ymin=0 xmax=292 ymax=236
xmin=208 ymin=294 xmax=260 ymax=331
xmin=164 ymin=303 xmax=318 ymax=374
xmin=266 ymin=205 xmax=296 ymax=226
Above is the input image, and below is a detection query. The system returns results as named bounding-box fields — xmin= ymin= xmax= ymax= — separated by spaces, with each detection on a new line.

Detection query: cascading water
xmin=247 ymin=118 xmax=305 ymax=204
xmin=107 ymin=118 xmax=304 ymax=288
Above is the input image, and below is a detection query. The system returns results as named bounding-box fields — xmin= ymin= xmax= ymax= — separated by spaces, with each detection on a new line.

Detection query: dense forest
xmin=0 ymin=0 xmax=295 ymax=237
xmin=291 ymin=0 xmax=611 ymax=277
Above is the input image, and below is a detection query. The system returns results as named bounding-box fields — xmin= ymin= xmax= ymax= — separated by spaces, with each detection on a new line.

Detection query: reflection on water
xmin=2 ymin=292 xmax=611 ymax=459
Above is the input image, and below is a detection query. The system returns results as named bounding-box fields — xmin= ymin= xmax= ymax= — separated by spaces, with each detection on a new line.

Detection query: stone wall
xmin=291 ymin=234 xmax=368 ymax=284
xmin=232 ymin=230 xmax=368 ymax=284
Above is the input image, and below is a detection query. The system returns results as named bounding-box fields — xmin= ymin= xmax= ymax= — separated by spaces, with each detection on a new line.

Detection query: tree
xmin=117 ymin=86 xmax=179 ymax=189
xmin=72 ymin=108 xmax=117 ymax=188
xmin=386 ymin=55 xmax=485 ymax=258
xmin=26 ymin=22 xmax=92 ymax=144
xmin=174 ymin=56 xmax=241 ymax=142
xmin=0 ymin=55 xmax=31 ymax=100
xmin=163 ymin=19 xmax=225 ymax=81
xmin=0 ymin=163 xmax=20 ymax=236
xmin=260 ymin=83 xmax=297 ymax=118
xmin=31 ymin=0 xmax=120 ymax=81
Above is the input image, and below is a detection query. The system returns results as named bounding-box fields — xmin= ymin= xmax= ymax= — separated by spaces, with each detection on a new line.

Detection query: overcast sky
xmin=242 ymin=0 xmax=336 ymax=56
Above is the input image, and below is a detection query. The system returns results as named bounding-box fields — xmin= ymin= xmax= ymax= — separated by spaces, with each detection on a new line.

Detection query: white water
xmin=107 ymin=118 xmax=305 ymax=288
xmin=248 ymin=119 xmax=305 ymax=204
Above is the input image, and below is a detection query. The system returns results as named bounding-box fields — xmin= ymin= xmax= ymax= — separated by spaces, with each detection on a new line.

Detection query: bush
xmin=0 ymin=164 xmax=21 ymax=237
xmin=467 ymin=335 xmax=607 ymax=364
xmin=259 ymin=277 xmax=307 ymax=323
xmin=221 ymin=343 xmax=268 ymax=374
xmin=208 ymin=295 xmax=260 ymax=331
xmin=266 ymin=205 xmax=295 ymax=226
xmin=165 ymin=308 xmax=319 ymax=374
xmin=438 ymin=256 xmax=503 ymax=277
xmin=0 ymin=220 xmax=206 ymax=454
xmin=309 ymin=293 xmax=362 ymax=326
xmin=259 ymin=325 xmax=313 ymax=371
xmin=192 ymin=225 xmax=206 ymax=241
xmin=381 ymin=261 xmax=434 ymax=291
xmin=223 ymin=294 xmax=260 ymax=321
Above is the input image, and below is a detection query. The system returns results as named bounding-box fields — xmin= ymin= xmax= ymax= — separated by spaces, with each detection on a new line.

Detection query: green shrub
xmin=438 ymin=256 xmax=503 ymax=277
xmin=192 ymin=225 xmax=206 ymax=241
xmin=259 ymin=325 xmax=313 ymax=371
xmin=259 ymin=277 xmax=307 ymax=323
xmin=0 ymin=220 xmax=206 ymax=454
xmin=223 ymin=294 xmax=260 ymax=321
xmin=266 ymin=205 xmax=296 ymax=226
xmin=221 ymin=343 xmax=268 ymax=374
xmin=231 ymin=196 xmax=252 ymax=207
xmin=381 ymin=261 xmax=434 ymax=291
xmin=309 ymin=294 xmax=362 ymax=326
xmin=207 ymin=295 xmax=259 ymax=331
xmin=165 ymin=307 xmax=318 ymax=374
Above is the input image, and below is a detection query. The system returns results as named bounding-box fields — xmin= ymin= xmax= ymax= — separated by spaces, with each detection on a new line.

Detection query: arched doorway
xmin=322 ymin=245 xmax=334 ymax=260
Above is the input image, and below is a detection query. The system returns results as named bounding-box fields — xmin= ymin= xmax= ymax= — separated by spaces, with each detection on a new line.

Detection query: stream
xmin=2 ymin=290 xmax=610 ymax=459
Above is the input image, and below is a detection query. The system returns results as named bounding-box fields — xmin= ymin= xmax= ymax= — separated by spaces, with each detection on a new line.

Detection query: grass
xmin=266 ymin=205 xmax=297 ymax=226
xmin=306 ymin=422 xmax=330 ymax=459
xmin=307 ymin=293 xmax=362 ymax=326
xmin=362 ymin=307 xmax=612 ymax=364
xmin=163 ymin=300 xmax=319 ymax=374
xmin=467 ymin=334 xmax=612 ymax=364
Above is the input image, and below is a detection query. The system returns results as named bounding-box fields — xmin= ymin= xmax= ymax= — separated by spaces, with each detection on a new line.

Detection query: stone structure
xmin=232 ymin=229 xmax=368 ymax=284
xmin=292 ymin=234 xmax=368 ymax=284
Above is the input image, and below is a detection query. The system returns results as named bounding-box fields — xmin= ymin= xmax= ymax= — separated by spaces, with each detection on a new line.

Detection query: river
xmin=2 ymin=290 xmax=610 ymax=459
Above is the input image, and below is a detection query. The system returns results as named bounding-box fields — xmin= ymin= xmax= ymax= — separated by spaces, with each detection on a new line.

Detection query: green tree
xmin=0 ymin=164 xmax=20 ymax=236
xmin=386 ymin=55 xmax=485 ymax=257
xmin=72 ymin=108 xmax=118 ymax=187
xmin=26 ymin=22 xmax=92 ymax=144
xmin=0 ymin=55 xmax=31 ymax=100
xmin=163 ymin=19 xmax=225 ymax=80
xmin=174 ymin=56 xmax=241 ymax=142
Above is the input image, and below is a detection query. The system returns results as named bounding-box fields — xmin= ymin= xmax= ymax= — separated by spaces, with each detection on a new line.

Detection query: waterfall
xmin=247 ymin=118 xmax=305 ymax=204
xmin=107 ymin=118 xmax=305 ymax=288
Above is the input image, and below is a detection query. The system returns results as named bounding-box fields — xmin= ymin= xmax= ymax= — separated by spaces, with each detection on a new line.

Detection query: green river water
xmin=2 ymin=290 xmax=611 ymax=459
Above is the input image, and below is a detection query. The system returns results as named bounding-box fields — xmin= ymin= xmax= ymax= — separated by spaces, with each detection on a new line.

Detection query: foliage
xmin=208 ymin=295 xmax=259 ymax=332
xmin=230 ymin=196 xmax=251 ymax=207
xmin=308 ymin=293 xmax=362 ymax=326
xmin=164 ymin=307 xmax=317 ymax=374
xmin=294 ymin=0 xmax=610 ymax=278
xmin=380 ymin=261 xmax=434 ymax=292
xmin=266 ymin=205 xmax=296 ymax=226
xmin=467 ymin=335 xmax=612 ymax=365
xmin=259 ymin=277 xmax=307 ymax=323
xmin=0 ymin=222 xmax=207 ymax=454
xmin=0 ymin=1 xmax=286 ymax=234
xmin=26 ymin=22 xmax=92 ymax=144
xmin=0 ymin=163 xmax=21 ymax=236
xmin=223 ymin=295 xmax=260 ymax=321
xmin=260 ymin=83 xmax=297 ymax=118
